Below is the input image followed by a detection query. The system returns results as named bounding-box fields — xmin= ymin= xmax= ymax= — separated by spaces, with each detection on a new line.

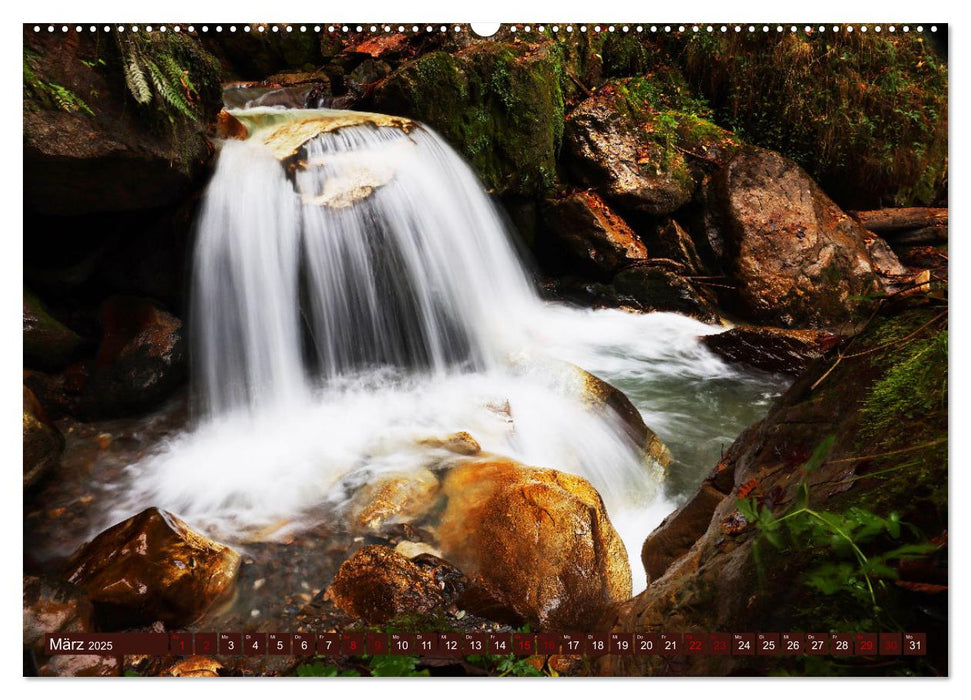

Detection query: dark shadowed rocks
xmin=23 ymin=386 xmax=64 ymax=489
xmin=701 ymin=326 xmax=840 ymax=376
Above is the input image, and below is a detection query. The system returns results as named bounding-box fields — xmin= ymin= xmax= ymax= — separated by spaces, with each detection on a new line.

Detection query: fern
xmin=145 ymin=58 xmax=194 ymax=118
xmin=123 ymin=58 xmax=152 ymax=104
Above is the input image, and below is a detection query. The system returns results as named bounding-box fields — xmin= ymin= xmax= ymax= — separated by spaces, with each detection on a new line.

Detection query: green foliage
xmin=23 ymin=49 xmax=94 ymax=116
xmin=115 ymin=30 xmax=220 ymax=123
xmin=674 ymin=31 xmax=948 ymax=206
xmin=738 ymin=436 xmax=937 ymax=611
xmin=294 ymin=660 xmax=361 ymax=677
xmin=367 ymin=655 xmax=430 ymax=677
xmin=861 ymin=327 xmax=947 ymax=441
xmin=465 ymin=653 xmax=546 ymax=677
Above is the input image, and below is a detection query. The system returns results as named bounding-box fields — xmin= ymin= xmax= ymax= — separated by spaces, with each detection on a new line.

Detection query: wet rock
xmin=24 ymin=29 xmax=221 ymax=217
xmin=708 ymin=147 xmax=884 ymax=330
xmin=216 ymin=109 xmax=248 ymax=140
xmin=81 ymin=297 xmax=187 ymax=417
xmin=64 ymin=508 xmax=240 ymax=630
xmin=641 ymin=482 xmax=727 ymax=583
xmin=701 ymin=326 xmax=839 ymax=376
xmin=23 ymin=363 xmax=89 ymax=420
xmin=613 ymin=264 xmax=720 ymax=323
xmin=564 ymin=93 xmax=693 ymax=215
xmin=438 ymin=460 xmax=632 ymax=630
xmin=23 ymin=386 xmax=64 ymax=488
xmin=600 ymin=303 xmax=948 ymax=676
xmin=325 ymin=545 xmax=466 ymax=624
xmin=653 ymin=219 xmax=705 ymax=275
xmin=23 ymin=289 xmax=83 ymax=371
xmin=347 ymin=468 xmax=440 ymax=531
xmin=23 ymin=575 xmax=120 ymax=677
xmin=417 ymin=431 xmax=482 ymax=456
xmin=373 ymin=41 xmax=564 ymax=197
xmin=542 ymin=190 xmax=648 ymax=274
xmin=160 ymin=656 xmax=223 ymax=677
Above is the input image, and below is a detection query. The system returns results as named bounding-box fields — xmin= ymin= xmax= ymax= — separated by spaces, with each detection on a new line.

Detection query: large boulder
xmin=708 ymin=147 xmax=887 ymax=330
xmin=542 ymin=190 xmax=648 ymax=274
xmin=23 ymin=289 xmax=83 ymax=370
xmin=438 ymin=459 xmax=632 ymax=630
xmin=326 ymin=545 xmax=467 ymax=624
xmin=23 ymin=576 xmax=120 ymax=677
xmin=345 ymin=468 xmax=440 ymax=531
xmin=81 ymin=296 xmax=187 ymax=417
xmin=563 ymin=92 xmax=694 ymax=215
xmin=64 ymin=508 xmax=240 ymax=630
xmin=23 ymin=29 xmax=222 ymax=216
xmin=23 ymin=386 xmax=64 ymax=488
xmin=372 ymin=40 xmax=564 ymax=197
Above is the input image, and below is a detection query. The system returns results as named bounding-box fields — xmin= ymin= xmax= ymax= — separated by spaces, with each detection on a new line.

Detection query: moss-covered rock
xmin=600 ymin=299 xmax=947 ymax=676
xmin=674 ymin=31 xmax=948 ymax=208
xmin=23 ymin=386 xmax=63 ymax=489
xmin=23 ymin=28 xmax=223 ymax=216
xmin=23 ymin=288 xmax=83 ymax=370
xmin=372 ymin=40 xmax=565 ymax=197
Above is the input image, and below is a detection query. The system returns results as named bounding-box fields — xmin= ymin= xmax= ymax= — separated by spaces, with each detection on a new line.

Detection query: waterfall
xmin=192 ymin=110 xmax=539 ymax=415
xmin=116 ymin=107 xmax=784 ymax=592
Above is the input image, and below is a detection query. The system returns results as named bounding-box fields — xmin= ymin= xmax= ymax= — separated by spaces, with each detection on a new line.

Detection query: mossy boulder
xmin=674 ymin=31 xmax=948 ymax=208
xmin=23 ymin=386 xmax=64 ymax=489
xmin=23 ymin=28 xmax=222 ymax=216
xmin=372 ymin=40 xmax=565 ymax=197
xmin=600 ymin=301 xmax=947 ymax=676
xmin=23 ymin=288 xmax=83 ymax=370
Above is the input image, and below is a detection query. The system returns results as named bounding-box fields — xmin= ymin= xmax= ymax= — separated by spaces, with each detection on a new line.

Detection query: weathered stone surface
xmin=613 ymin=264 xmax=720 ymax=323
xmin=65 ymin=508 xmax=240 ymax=630
xmin=438 ymin=460 xmax=632 ymax=630
xmin=373 ymin=40 xmax=564 ymax=197
xmin=160 ymin=656 xmax=223 ymax=677
xmin=564 ymin=93 xmax=693 ymax=215
xmin=326 ymin=545 xmax=466 ymax=624
xmin=23 ymin=575 xmax=120 ymax=677
xmin=81 ymin=297 xmax=187 ymax=417
xmin=653 ymin=219 xmax=705 ymax=275
xmin=640 ymin=482 xmax=727 ymax=583
xmin=23 ymin=289 xmax=83 ymax=371
xmin=23 ymin=386 xmax=64 ymax=488
xmin=24 ymin=30 xmax=221 ymax=216
xmin=542 ymin=191 xmax=648 ymax=273
xmin=417 ymin=431 xmax=482 ymax=456
xmin=708 ymin=147 xmax=884 ymax=330
xmin=566 ymin=364 xmax=672 ymax=470
xmin=600 ymin=303 xmax=947 ymax=676
xmin=701 ymin=326 xmax=839 ymax=376
xmin=346 ymin=468 xmax=440 ymax=531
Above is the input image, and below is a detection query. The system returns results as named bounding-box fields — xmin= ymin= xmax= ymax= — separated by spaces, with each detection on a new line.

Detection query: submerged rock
xmin=542 ymin=190 xmax=648 ymax=274
xmin=564 ymin=93 xmax=694 ymax=216
xmin=438 ymin=460 xmax=632 ymax=630
xmin=81 ymin=297 xmax=186 ymax=417
xmin=23 ymin=289 xmax=83 ymax=371
xmin=701 ymin=326 xmax=839 ymax=376
xmin=346 ymin=468 xmax=440 ymax=531
xmin=23 ymin=386 xmax=63 ymax=488
xmin=708 ymin=147 xmax=885 ymax=330
xmin=23 ymin=575 xmax=120 ymax=677
xmin=326 ymin=545 xmax=467 ymax=624
xmin=64 ymin=508 xmax=240 ymax=630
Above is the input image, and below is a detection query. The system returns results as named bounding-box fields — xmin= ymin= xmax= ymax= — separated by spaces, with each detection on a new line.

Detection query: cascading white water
xmin=117 ymin=107 xmax=785 ymax=592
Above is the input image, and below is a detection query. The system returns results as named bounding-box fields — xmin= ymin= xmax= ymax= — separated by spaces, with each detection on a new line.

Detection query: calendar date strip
xmin=45 ymin=631 xmax=927 ymax=658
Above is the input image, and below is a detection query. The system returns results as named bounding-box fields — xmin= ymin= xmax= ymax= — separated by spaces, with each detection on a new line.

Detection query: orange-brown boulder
xmin=65 ymin=508 xmax=240 ymax=630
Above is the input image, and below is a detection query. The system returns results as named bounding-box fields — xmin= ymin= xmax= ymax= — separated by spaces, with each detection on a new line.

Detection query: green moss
xmin=673 ymin=31 xmax=948 ymax=206
xmin=379 ymin=42 xmax=565 ymax=196
xmin=23 ymin=48 xmax=93 ymax=116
